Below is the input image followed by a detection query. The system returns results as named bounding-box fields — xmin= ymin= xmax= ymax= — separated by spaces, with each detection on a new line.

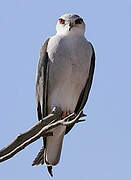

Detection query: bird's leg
xmin=61 ymin=110 xmax=67 ymax=119
xmin=62 ymin=110 xmax=73 ymax=118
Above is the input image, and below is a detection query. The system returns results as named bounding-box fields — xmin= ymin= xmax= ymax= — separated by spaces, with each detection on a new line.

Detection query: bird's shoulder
xmin=47 ymin=34 xmax=91 ymax=52
xmin=36 ymin=38 xmax=50 ymax=84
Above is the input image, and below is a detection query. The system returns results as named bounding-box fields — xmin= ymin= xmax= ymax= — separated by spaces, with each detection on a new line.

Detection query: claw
xmin=80 ymin=112 xmax=87 ymax=118
xmin=76 ymin=119 xmax=86 ymax=123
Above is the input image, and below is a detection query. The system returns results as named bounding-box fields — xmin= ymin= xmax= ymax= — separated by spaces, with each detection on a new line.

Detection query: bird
xmin=32 ymin=13 xmax=95 ymax=176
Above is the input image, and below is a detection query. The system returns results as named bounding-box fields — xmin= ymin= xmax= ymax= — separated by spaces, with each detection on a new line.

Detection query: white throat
xmin=56 ymin=27 xmax=85 ymax=37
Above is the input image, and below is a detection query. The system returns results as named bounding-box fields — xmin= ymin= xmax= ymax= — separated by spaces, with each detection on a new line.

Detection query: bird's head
xmin=56 ymin=14 xmax=85 ymax=36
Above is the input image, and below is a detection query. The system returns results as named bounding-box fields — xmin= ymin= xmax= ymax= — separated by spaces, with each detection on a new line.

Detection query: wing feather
xmin=65 ymin=42 xmax=95 ymax=134
xmin=75 ymin=42 xmax=95 ymax=113
xmin=36 ymin=38 xmax=50 ymax=120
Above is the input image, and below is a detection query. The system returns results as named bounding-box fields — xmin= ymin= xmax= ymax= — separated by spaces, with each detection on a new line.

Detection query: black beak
xmin=69 ymin=22 xmax=73 ymax=31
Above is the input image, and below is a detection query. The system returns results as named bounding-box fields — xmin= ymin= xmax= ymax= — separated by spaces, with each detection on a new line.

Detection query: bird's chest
xmin=47 ymin=37 xmax=90 ymax=112
xmin=48 ymin=37 xmax=89 ymax=75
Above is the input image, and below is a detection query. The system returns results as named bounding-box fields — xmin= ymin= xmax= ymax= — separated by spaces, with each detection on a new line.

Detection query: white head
xmin=56 ymin=14 xmax=85 ymax=36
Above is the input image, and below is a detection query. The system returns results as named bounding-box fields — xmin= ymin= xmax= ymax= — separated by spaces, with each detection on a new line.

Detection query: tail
xmin=32 ymin=125 xmax=66 ymax=176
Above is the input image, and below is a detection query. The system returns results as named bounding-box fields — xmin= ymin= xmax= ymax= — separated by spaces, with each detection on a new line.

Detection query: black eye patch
xmin=59 ymin=18 xmax=65 ymax=24
xmin=75 ymin=18 xmax=83 ymax=24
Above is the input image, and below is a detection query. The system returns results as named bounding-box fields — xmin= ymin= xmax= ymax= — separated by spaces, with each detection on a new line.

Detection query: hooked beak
xmin=68 ymin=22 xmax=73 ymax=31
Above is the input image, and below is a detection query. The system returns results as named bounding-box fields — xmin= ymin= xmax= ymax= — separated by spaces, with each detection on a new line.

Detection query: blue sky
xmin=0 ymin=0 xmax=131 ymax=179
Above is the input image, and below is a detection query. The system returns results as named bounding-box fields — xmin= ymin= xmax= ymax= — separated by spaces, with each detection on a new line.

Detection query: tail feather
xmin=32 ymin=125 xmax=66 ymax=176
xmin=47 ymin=166 xmax=53 ymax=177
xmin=44 ymin=125 xmax=66 ymax=166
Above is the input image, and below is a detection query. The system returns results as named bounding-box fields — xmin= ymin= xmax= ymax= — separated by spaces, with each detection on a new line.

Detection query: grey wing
xmin=36 ymin=38 xmax=50 ymax=121
xmin=65 ymin=42 xmax=95 ymax=134
xmin=33 ymin=38 xmax=50 ymax=167
xmin=75 ymin=42 xmax=95 ymax=113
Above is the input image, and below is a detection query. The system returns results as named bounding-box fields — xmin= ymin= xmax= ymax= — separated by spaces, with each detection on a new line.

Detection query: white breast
xmin=47 ymin=34 xmax=92 ymax=113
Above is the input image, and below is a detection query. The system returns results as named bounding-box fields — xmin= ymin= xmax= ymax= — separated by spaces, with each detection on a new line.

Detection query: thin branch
xmin=0 ymin=107 xmax=85 ymax=163
xmin=0 ymin=107 xmax=61 ymax=162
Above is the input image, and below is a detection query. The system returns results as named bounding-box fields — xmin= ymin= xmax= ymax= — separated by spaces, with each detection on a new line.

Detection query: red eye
xmin=59 ymin=18 xmax=65 ymax=24
xmin=75 ymin=18 xmax=83 ymax=24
